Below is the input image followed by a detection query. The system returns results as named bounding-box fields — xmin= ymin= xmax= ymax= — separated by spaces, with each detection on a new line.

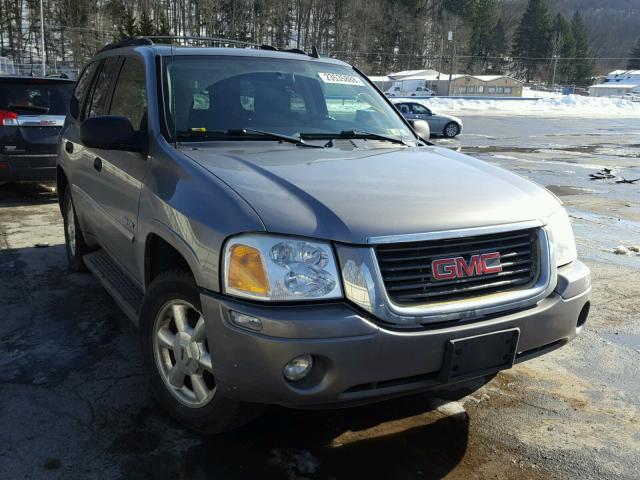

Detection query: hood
xmin=182 ymin=142 xmax=559 ymax=244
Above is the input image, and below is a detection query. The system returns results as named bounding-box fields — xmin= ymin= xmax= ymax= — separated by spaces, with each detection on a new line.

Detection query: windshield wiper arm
xmin=226 ymin=128 xmax=324 ymax=148
xmin=338 ymin=130 xmax=408 ymax=146
xmin=176 ymin=128 xmax=323 ymax=148
xmin=8 ymin=104 xmax=50 ymax=114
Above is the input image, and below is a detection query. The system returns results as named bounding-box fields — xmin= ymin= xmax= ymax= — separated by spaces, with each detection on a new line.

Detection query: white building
xmin=367 ymin=75 xmax=393 ymax=91
xmin=589 ymin=70 xmax=640 ymax=97
xmin=589 ymin=83 xmax=640 ymax=97
xmin=606 ymin=70 xmax=640 ymax=84
xmin=387 ymin=69 xmax=442 ymax=80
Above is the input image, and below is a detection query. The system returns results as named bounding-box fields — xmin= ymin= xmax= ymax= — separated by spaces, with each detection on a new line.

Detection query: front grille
xmin=376 ymin=228 xmax=539 ymax=306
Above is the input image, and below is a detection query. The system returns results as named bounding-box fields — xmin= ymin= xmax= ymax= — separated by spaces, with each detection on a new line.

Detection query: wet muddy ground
xmin=1 ymin=116 xmax=639 ymax=479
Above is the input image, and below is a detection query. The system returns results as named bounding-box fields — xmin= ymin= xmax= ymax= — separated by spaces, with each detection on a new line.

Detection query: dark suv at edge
xmin=0 ymin=76 xmax=74 ymax=182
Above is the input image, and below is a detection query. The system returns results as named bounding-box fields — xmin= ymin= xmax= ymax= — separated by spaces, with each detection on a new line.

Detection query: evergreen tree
xmin=550 ymin=14 xmax=575 ymax=84
xmin=117 ymin=8 xmax=138 ymax=40
xmin=512 ymin=0 xmax=552 ymax=82
xmin=138 ymin=8 xmax=155 ymax=36
xmin=157 ymin=11 xmax=172 ymax=37
xmin=628 ymin=37 xmax=640 ymax=70
xmin=571 ymin=11 xmax=593 ymax=85
xmin=488 ymin=17 xmax=508 ymax=73
xmin=467 ymin=0 xmax=500 ymax=71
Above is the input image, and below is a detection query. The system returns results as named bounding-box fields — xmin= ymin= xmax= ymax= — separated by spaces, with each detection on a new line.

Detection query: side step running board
xmin=84 ymin=249 xmax=143 ymax=325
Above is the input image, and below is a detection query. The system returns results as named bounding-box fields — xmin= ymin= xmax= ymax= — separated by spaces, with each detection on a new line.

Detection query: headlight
xmin=546 ymin=207 xmax=577 ymax=267
xmin=223 ymin=234 xmax=342 ymax=301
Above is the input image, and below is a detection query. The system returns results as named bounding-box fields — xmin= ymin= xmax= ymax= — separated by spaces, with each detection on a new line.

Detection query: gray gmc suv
xmin=57 ymin=37 xmax=591 ymax=434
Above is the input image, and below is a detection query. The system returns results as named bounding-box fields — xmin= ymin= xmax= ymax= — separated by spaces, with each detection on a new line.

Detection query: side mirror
xmin=409 ymin=119 xmax=430 ymax=141
xmin=80 ymin=116 xmax=143 ymax=152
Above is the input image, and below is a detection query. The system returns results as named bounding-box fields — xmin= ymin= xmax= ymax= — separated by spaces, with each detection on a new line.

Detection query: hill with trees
xmin=0 ymin=0 xmax=637 ymax=85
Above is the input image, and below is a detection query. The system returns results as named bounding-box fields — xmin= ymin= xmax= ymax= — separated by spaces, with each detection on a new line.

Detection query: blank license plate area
xmin=441 ymin=329 xmax=520 ymax=382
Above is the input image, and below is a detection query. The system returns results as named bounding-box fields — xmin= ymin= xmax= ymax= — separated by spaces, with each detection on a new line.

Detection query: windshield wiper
xmin=8 ymin=104 xmax=50 ymax=114
xmin=338 ymin=130 xmax=408 ymax=146
xmin=176 ymin=128 xmax=323 ymax=148
xmin=300 ymin=130 xmax=408 ymax=146
xmin=232 ymin=129 xmax=324 ymax=148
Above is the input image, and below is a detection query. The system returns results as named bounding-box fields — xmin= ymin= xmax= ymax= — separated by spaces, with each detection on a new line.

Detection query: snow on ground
xmin=522 ymin=86 xmax=563 ymax=98
xmin=410 ymin=94 xmax=640 ymax=117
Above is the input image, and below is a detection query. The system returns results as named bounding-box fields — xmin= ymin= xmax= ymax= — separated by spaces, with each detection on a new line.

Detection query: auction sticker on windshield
xmin=318 ymin=72 xmax=365 ymax=86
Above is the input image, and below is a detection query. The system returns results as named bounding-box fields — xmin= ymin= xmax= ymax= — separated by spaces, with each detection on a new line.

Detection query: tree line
xmin=0 ymin=0 xmax=637 ymax=85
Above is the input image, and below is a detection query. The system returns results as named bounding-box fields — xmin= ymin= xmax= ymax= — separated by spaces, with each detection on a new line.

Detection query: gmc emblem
xmin=432 ymin=252 xmax=502 ymax=280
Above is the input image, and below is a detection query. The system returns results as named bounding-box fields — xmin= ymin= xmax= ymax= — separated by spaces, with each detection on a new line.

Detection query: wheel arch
xmin=144 ymin=229 xmax=200 ymax=289
xmin=56 ymin=165 xmax=68 ymax=214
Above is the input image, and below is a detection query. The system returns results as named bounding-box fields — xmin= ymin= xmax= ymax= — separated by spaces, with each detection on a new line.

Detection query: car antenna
xmin=310 ymin=46 xmax=320 ymax=58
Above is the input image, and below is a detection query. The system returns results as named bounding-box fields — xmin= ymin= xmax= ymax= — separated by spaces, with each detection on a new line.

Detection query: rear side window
xmin=109 ymin=58 xmax=147 ymax=132
xmin=85 ymin=57 xmax=121 ymax=119
xmin=0 ymin=80 xmax=74 ymax=115
xmin=72 ymin=62 xmax=98 ymax=117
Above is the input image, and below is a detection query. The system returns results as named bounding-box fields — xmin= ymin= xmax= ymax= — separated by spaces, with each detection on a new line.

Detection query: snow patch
xmin=413 ymin=95 xmax=640 ymax=117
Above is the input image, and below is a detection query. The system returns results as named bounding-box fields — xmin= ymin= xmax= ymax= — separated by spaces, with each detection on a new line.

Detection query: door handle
xmin=65 ymin=141 xmax=73 ymax=154
xmin=93 ymin=157 xmax=102 ymax=172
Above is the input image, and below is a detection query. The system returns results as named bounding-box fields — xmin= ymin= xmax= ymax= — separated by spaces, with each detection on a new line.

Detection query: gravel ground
xmin=1 ymin=117 xmax=639 ymax=479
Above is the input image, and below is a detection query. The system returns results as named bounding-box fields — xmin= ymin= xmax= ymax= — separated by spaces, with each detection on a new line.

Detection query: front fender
xmin=134 ymin=136 xmax=266 ymax=292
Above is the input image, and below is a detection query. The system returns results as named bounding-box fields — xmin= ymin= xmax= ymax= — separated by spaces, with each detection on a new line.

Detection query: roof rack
xmin=97 ymin=36 xmax=321 ymax=59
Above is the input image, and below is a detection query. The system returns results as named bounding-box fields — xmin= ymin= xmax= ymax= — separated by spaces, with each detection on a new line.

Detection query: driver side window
xmin=109 ymin=58 xmax=147 ymax=132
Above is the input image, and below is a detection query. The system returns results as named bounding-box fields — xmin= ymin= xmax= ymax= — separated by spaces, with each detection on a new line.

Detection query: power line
xmin=329 ymin=50 xmax=639 ymax=61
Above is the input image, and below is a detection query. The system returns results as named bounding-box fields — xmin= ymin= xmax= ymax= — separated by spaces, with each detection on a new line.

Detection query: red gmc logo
xmin=432 ymin=252 xmax=502 ymax=280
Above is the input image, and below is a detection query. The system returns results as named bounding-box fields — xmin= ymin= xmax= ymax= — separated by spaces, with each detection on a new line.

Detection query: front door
xmin=88 ymin=57 xmax=149 ymax=279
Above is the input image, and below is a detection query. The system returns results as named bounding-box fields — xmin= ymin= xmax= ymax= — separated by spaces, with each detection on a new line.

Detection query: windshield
xmin=163 ymin=55 xmax=414 ymax=142
xmin=0 ymin=80 xmax=73 ymax=115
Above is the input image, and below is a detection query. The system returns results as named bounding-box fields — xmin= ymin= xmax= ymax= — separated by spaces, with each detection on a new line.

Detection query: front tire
xmin=140 ymin=270 xmax=260 ymax=434
xmin=62 ymin=187 xmax=88 ymax=272
xmin=443 ymin=122 xmax=460 ymax=138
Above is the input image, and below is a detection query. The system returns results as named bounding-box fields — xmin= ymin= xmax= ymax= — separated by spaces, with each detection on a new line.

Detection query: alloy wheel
xmin=152 ymin=300 xmax=216 ymax=408
xmin=445 ymin=123 xmax=459 ymax=138
xmin=66 ymin=199 xmax=76 ymax=256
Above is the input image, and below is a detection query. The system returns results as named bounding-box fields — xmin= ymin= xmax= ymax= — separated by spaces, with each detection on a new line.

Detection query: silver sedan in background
xmin=391 ymin=99 xmax=463 ymax=138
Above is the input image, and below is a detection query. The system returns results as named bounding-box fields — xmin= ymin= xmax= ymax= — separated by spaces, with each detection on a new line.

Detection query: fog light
xmin=283 ymin=354 xmax=313 ymax=381
xmin=229 ymin=310 xmax=263 ymax=332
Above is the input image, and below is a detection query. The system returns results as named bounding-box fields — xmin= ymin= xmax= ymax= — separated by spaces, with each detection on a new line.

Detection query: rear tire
xmin=62 ymin=187 xmax=88 ymax=272
xmin=443 ymin=122 xmax=460 ymax=138
xmin=140 ymin=270 xmax=261 ymax=434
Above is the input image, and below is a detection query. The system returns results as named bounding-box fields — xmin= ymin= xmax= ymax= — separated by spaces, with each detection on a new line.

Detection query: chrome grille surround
xmin=338 ymin=220 xmax=557 ymax=326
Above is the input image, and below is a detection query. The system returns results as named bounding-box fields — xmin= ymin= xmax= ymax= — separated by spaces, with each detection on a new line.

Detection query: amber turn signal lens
xmin=228 ymin=244 xmax=269 ymax=295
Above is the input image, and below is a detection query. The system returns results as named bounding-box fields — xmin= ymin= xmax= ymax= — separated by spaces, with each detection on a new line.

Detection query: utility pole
xmin=438 ymin=37 xmax=444 ymax=77
xmin=551 ymin=55 xmax=559 ymax=92
xmin=447 ymin=30 xmax=454 ymax=96
xmin=39 ymin=0 xmax=46 ymax=76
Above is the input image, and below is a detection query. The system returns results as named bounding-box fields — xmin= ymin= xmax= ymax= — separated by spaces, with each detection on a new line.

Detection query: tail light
xmin=0 ymin=110 xmax=18 ymax=126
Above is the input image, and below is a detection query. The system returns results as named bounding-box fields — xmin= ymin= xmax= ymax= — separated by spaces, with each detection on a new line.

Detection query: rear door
xmin=86 ymin=56 xmax=149 ymax=276
xmin=61 ymin=61 xmax=98 ymax=234
xmin=0 ymin=78 xmax=74 ymax=167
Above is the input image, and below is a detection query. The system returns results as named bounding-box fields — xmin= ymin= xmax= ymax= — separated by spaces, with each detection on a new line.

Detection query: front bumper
xmin=202 ymin=260 xmax=590 ymax=407
xmin=0 ymin=154 xmax=57 ymax=182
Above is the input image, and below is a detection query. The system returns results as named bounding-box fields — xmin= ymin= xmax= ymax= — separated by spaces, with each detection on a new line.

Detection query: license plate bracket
xmin=440 ymin=328 xmax=520 ymax=382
